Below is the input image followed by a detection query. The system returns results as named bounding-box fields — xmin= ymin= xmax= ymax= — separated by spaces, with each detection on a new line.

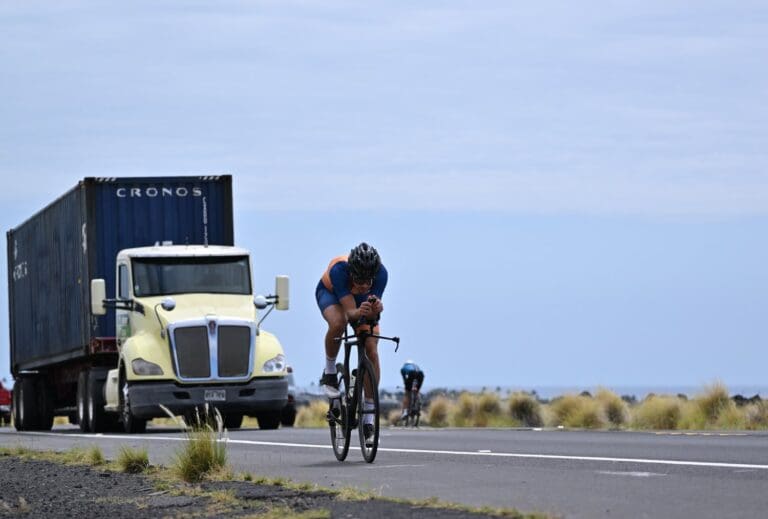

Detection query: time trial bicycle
xmin=327 ymin=308 xmax=399 ymax=463
xmin=404 ymin=384 xmax=422 ymax=427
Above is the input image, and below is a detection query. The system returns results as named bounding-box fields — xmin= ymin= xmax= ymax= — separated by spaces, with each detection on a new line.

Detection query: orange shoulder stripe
xmin=321 ymin=255 xmax=348 ymax=291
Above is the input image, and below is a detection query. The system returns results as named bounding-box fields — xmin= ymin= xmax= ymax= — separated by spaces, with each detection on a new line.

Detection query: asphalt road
xmin=2 ymin=425 xmax=767 ymax=518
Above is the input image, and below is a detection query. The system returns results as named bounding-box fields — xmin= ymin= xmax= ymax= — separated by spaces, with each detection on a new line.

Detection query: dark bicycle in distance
xmin=403 ymin=383 xmax=422 ymax=427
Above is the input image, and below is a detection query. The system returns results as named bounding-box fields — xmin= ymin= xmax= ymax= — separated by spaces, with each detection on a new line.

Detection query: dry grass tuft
xmin=172 ymin=408 xmax=228 ymax=483
xmin=548 ymin=394 xmax=605 ymax=428
xmin=296 ymin=400 xmax=330 ymax=428
xmin=387 ymin=408 xmax=402 ymax=426
xmin=596 ymin=388 xmax=628 ymax=428
xmin=508 ymin=392 xmax=542 ymax=427
xmin=425 ymin=396 xmax=451 ymax=427
xmin=632 ymin=395 xmax=682 ymax=430
xmin=452 ymin=392 xmax=476 ymax=427
xmin=117 ymin=446 xmax=150 ymax=474
xmin=744 ymin=402 xmax=768 ymax=430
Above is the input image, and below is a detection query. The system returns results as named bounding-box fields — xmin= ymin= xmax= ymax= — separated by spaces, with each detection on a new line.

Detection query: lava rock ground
xmin=0 ymin=456 xmax=518 ymax=518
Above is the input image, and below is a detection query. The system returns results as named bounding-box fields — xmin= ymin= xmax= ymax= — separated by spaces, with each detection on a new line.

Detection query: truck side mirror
xmin=91 ymin=279 xmax=107 ymax=316
xmin=254 ymin=295 xmax=268 ymax=309
xmin=275 ymin=275 xmax=289 ymax=310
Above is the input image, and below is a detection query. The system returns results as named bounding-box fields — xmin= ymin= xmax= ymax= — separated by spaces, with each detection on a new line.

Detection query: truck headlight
xmin=262 ymin=354 xmax=286 ymax=373
xmin=132 ymin=358 xmax=164 ymax=376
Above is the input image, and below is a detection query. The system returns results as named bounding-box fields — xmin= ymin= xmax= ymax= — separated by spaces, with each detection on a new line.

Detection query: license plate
xmin=204 ymin=389 xmax=226 ymax=402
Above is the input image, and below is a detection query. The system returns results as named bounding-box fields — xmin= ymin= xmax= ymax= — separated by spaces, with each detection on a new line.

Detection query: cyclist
xmin=400 ymin=360 xmax=424 ymax=421
xmin=316 ymin=242 xmax=388 ymax=446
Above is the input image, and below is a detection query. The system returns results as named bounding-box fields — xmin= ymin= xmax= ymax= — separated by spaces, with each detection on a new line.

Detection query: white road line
xmin=597 ymin=471 xmax=666 ymax=478
xmin=14 ymin=431 xmax=768 ymax=471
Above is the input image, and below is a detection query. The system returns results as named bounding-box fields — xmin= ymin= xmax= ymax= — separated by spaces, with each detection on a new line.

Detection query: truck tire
xmin=87 ymin=369 xmax=109 ymax=433
xmin=119 ymin=374 xmax=146 ymax=434
xmin=36 ymin=378 xmax=54 ymax=431
xmin=223 ymin=413 xmax=243 ymax=430
xmin=77 ymin=371 xmax=91 ymax=432
xmin=256 ymin=411 xmax=281 ymax=430
xmin=12 ymin=385 xmax=20 ymax=428
xmin=16 ymin=377 xmax=40 ymax=431
xmin=281 ymin=404 xmax=296 ymax=427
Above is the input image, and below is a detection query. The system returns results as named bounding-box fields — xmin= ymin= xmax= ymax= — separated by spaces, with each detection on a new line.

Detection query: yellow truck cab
xmin=91 ymin=244 xmax=289 ymax=431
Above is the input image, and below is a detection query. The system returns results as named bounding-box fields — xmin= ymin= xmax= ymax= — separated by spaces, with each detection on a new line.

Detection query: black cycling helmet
xmin=348 ymin=242 xmax=381 ymax=282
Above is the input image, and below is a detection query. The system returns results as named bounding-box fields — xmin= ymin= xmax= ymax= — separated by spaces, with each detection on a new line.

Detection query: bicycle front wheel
xmin=329 ymin=374 xmax=351 ymax=461
xmin=357 ymin=356 xmax=380 ymax=463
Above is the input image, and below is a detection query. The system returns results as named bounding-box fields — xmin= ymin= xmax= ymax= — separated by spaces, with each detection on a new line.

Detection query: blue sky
xmin=1 ymin=1 xmax=767 ymax=392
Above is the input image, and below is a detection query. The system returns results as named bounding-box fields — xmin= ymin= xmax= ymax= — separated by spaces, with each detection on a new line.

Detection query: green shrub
xmin=117 ymin=446 xmax=149 ymax=474
xmin=425 ymin=396 xmax=450 ymax=427
xmin=508 ymin=392 xmax=542 ymax=427
xmin=596 ymin=389 xmax=628 ymax=428
xmin=632 ymin=395 xmax=681 ymax=430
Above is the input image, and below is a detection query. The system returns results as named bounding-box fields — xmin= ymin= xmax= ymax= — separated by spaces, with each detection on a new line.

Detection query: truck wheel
xmin=36 ymin=378 xmax=54 ymax=431
xmin=256 ymin=411 xmax=281 ymax=430
xmin=87 ymin=370 xmax=109 ymax=433
xmin=12 ymin=385 xmax=20 ymax=429
xmin=119 ymin=375 xmax=146 ymax=434
xmin=16 ymin=377 xmax=40 ymax=431
xmin=77 ymin=371 xmax=91 ymax=432
xmin=223 ymin=413 xmax=243 ymax=429
xmin=281 ymin=404 xmax=296 ymax=427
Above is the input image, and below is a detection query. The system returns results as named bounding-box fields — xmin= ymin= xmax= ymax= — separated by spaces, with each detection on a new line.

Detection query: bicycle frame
xmin=328 ymin=319 xmax=399 ymax=463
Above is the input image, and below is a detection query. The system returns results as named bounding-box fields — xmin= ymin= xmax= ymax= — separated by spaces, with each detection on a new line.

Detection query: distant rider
xmin=316 ymin=242 xmax=387 ymax=446
xmin=400 ymin=360 xmax=424 ymax=421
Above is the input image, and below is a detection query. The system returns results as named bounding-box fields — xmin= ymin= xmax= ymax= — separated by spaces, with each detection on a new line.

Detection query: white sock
xmin=364 ymin=400 xmax=375 ymax=426
xmin=324 ymin=356 xmax=337 ymax=375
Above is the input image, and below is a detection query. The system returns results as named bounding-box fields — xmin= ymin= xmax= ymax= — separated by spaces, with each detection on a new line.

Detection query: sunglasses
xmin=352 ymin=276 xmax=373 ymax=286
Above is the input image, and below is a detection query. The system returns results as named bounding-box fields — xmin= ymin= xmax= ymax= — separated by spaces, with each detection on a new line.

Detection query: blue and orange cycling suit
xmin=315 ymin=255 xmax=388 ymax=320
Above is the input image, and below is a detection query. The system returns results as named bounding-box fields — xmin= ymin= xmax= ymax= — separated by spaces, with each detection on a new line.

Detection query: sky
xmin=1 ymin=1 xmax=767 ymax=393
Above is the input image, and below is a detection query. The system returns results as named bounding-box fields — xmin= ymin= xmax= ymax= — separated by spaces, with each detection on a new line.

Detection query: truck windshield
xmin=132 ymin=256 xmax=251 ymax=296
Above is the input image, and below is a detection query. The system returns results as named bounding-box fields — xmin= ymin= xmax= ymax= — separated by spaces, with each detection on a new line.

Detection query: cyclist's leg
xmin=322 ymin=304 xmax=346 ymax=362
xmin=361 ymin=328 xmax=380 ymax=428
xmin=402 ymin=374 xmax=414 ymax=418
xmin=415 ymin=372 xmax=424 ymax=399
xmin=317 ymin=282 xmax=346 ymax=388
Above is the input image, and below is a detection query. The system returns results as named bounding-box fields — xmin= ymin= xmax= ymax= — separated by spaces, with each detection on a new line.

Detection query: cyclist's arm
xmin=339 ymin=294 xmax=366 ymax=322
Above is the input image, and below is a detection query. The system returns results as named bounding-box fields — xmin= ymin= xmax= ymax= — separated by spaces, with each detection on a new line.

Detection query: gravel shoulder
xmin=0 ymin=454 xmax=540 ymax=518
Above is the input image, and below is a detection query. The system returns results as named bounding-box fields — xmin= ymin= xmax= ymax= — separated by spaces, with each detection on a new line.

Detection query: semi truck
xmin=7 ymin=176 xmax=290 ymax=433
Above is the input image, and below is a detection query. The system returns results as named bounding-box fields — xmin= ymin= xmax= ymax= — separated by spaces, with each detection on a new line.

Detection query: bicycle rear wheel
xmin=410 ymin=391 xmax=421 ymax=427
xmin=357 ymin=356 xmax=380 ymax=463
xmin=329 ymin=373 xmax=351 ymax=461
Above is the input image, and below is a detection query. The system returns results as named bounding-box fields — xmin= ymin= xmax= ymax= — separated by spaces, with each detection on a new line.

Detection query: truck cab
xmin=90 ymin=244 xmax=289 ymax=432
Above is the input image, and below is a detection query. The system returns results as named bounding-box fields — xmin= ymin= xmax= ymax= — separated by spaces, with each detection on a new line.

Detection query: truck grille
xmin=174 ymin=327 xmax=210 ymax=378
xmin=170 ymin=320 xmax=254 ymax=381
xmin=217 ymin=326 xmax=251 ymax=377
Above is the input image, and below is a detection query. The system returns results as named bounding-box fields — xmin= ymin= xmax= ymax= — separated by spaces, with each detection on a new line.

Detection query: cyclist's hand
xmin=359 ymin=301 xmax=374 ymax=317
xmin=372 ymin=298 xmax=383 ymax=314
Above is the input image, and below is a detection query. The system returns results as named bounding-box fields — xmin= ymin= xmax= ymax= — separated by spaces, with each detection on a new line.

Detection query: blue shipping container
xmin=7 ymin=176 xmax=234 ymax=372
